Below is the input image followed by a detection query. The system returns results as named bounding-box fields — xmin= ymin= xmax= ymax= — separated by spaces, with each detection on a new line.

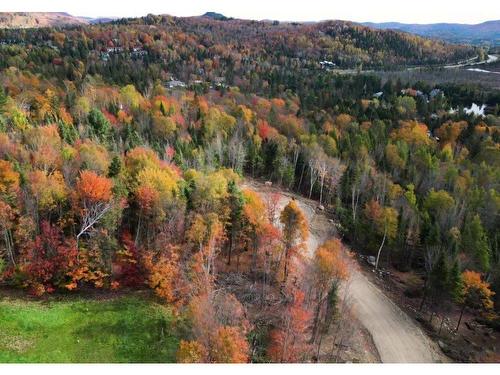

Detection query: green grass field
xmin=0 ymin=292 xmax=181 ymax=363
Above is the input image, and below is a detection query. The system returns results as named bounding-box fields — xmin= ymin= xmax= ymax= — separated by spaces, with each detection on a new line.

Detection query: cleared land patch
xmin=0 ymin=293 xmax=180 ymax=363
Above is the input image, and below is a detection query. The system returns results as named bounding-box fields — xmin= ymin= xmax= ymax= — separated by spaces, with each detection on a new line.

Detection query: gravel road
xmin=349 ymin=271 xmax=446 ymax=362
xmin=244 ymin=179 xmax=447 ymax=363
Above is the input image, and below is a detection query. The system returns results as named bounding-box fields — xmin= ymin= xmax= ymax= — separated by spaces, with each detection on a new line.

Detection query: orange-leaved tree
xmin=211 ymin=326 xmax=249 ymax=363
xmin=186 ymin=291 xmax=250 ymax=363
xmin=143 ymin=247 xmax=184 ymax=307
xmin=241 ymin=189 xmax=267 ymax=273
xmin=311 ymin=238 xmax=349 ymax=349
xmin=456 ymin=270 xmax=495 ymax=331
xmin=176 ymin=340 xmax=207 ymax=363
xmin=280 ymin=200 xmax=308 ymax=283
xmin=267 ymin=290 xmax=311 ymax=362
xmin=75 ymin=170 xmax=113 ymax=246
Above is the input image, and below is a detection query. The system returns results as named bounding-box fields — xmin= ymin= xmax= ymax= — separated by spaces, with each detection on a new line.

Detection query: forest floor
xmin=0 ymin=289 xmax=180 ymax=363
xmin=244 ymin=178 xmax=447 ymax=363
xmin=359 ymin=261 xmax=500 ymax=363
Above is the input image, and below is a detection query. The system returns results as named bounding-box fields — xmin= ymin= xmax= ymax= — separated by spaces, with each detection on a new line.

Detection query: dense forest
xmin=0 ymin=14 xmax=477 ymax=89
xmin=0 ymin=15 xmax=498 ymax=363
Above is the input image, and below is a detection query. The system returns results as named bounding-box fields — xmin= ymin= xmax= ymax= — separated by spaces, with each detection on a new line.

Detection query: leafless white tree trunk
xmin=76 ymin=201 xmax=112 ymax=247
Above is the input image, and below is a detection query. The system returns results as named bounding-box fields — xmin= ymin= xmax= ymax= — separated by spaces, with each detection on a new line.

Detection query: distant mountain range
xmin=0 ymin=12 xmax=498 ymax=47
xmin=0 ymin=12 xmax=87 ymax=28
xmin=0 ymin=12 xmax=115 ymax=29
xmin=0 ymin=11 xmax=233 ymax=29
xmin=362 ymin=21 xmax=500 ymax=46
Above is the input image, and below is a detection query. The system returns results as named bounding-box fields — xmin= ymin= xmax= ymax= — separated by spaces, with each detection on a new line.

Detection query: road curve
xmin=243 ymin=179 xmax=446 ymax=363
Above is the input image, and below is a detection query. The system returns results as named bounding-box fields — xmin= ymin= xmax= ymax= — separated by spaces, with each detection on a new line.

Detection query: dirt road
xmin=244 ymin=180 xmax=446 ymax=363
xmin=348 ymin=271 xmax=445 ymax=362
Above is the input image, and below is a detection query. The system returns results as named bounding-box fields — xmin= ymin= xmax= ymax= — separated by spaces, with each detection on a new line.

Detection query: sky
xmin=2 ymin=0 xmax=500 ymax=24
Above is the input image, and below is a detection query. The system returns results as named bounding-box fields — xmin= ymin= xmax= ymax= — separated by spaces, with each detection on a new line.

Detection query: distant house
xmin=401 ymin=88 xmax=417 ymax=97
xmin=212 ymin=76 xmax=227 ymax=89
xmin=106 ymin=47 xmax=123 ymax=54
xmin=401 ymin=88 xmax=424 ymax=97
xmin=214 ymin=76 xmax=226 ymax=85
xmin=464 ymin=103 xmax=487 ymax=117
xmin=425 ymin=129 xmax=440 ymax=142
xmin=401 ymin=88 xmax=427 ymax=100
xmin=320 ymin=60 xmax=336 ymax=70
xmin=167 ymin=80 xmax=187 ymax=89
xmin=42 ymin=40 xmax=59 ymax=51
xmin=131 ymin=47 xmax=148 ymax=57
xmin=429 ymin=88 xmax=443 ymax=99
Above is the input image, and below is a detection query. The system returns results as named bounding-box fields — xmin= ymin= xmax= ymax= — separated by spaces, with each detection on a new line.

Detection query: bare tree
xmin=76 ymin=200 xmax=112 ymax=246
xmin=307 ymin=144 xmax=323 ymax=199
xmin=228 ymin=130 xmax=247 ymax=173
xmin=351 ymin=165 xmax=370 ymax=223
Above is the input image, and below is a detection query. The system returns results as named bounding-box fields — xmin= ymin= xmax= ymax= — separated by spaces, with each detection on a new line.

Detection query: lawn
xmin=0 ymin=292 xmax=181 ymax=363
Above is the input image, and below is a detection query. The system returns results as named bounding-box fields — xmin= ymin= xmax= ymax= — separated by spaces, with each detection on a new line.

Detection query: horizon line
xmin=1 ymin=11 xmax=499 ymax=26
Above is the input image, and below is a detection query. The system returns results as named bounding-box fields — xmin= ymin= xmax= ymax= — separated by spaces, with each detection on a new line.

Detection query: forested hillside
xmin=0 ymin=15 xmax=498 ymax=363
xmin=0 ymin=14 xmax=476 ymax=86
xmin=0 ymin=12 xmax=88 ymax=29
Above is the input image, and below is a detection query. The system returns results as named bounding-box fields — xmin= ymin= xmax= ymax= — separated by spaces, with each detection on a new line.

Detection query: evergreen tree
xmin=429 ymin=251 xmax=450 ymax=302
xmin=0 ymin=87 xmax=7 ymax=115
xmin=449 ymin=260 xmax=463 ymax=304
xmin=0 ymin=87 xmax=7 ymax=130
xmin=108 ymin=156 xmax=122 ymax=178
xmin=88 ymin=108 xmax=111 ymax=142
xmin=462 ymin=214 xmax=490 ymax=272
xmin=57 ymin=121 xmax=79 ymax=144
xmin=226 ymin=179 xmax=245 ymax=266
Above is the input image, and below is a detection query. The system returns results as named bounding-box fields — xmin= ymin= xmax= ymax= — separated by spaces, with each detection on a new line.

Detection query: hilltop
xmin=202 ymin=11 xmax=231 ymax=21
xmin=0 ymin=12 xmax=88 ymax=28
xmin=108 ymin=14 xmax=476 ymax=69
